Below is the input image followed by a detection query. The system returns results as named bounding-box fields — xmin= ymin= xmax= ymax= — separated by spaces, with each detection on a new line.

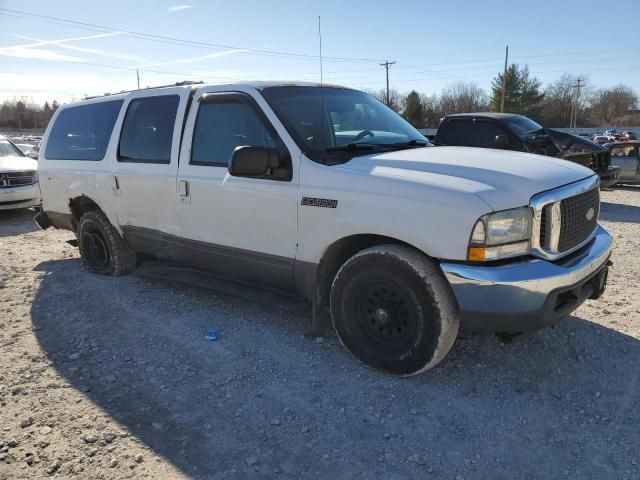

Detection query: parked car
xmin=593 ymin=135 xmax=611 ymax=145
xmin=621 ymin=131 xmax=637 ymax=141
xmin=606 ymin=141 xmax=640 ymax=184
xmin=0 ymin=135 xmax=40 ymax=210
xmin=434 ymin=113 xmax=619 ymax=187
xmin=603 ymin=129 xmax=621 ymax=140
xmin=35 ymin=82 xmax=612 ymax=375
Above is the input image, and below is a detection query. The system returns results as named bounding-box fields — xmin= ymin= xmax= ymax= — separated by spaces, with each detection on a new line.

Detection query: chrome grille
xmin=0 ymin=171 xmax=36 ymax=189
xmin=558 ymin=188 xmax=599 ymax=252
xmin=530 ymin=176 xmax=600 ymax=260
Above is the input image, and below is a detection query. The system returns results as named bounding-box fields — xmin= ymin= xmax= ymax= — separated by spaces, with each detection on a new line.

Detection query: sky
xmin=1 ymin=0 xmax=639 ymax=105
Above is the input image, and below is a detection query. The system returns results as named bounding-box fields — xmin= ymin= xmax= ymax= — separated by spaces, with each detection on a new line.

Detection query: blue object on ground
xmin=204 ymin=329 xmax=220 ymax=341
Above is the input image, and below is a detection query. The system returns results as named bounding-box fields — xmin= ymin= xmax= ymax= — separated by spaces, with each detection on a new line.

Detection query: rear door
xmin=111 ymin=87 xmax=191 ymax=258
xmin=176 ymin=86 xmax=299 ymax=291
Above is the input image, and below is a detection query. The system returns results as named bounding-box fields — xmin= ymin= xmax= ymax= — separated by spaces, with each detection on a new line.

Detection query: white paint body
xmin=0 ymin=155 xmax=40 ymax=210
xmin=37 ymin=83 xmax=594 ymax=265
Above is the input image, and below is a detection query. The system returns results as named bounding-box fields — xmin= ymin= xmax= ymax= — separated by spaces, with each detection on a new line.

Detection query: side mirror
xmin=228 ymin=146 xmax=280 ymax=178
xmin=495 ymin=134 xmax=510 ymax=148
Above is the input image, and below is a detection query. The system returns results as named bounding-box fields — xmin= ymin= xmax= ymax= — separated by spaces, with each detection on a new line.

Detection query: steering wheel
xmin=352 ymin=130 xmax=375 ymax=142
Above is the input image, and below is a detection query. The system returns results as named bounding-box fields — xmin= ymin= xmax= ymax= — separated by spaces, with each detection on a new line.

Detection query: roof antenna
xmin=318 ymin=15 xmax=323 ymax=86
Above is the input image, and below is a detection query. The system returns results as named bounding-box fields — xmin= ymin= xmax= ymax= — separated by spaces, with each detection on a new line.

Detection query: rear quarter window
xmin=118 ymin=95 xmax=179 ymax=164
xmin=44 ymin=100 xmax=123 ymax=161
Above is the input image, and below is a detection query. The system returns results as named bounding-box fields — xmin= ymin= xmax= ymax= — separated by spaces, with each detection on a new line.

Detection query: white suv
xmin=35 ymin=82 xmax=613 ymax=375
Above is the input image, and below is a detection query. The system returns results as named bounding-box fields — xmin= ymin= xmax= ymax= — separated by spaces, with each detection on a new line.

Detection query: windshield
xmin=261 ymin=86 xmax=429 ymax=163
xmin=0 ymin=139 xmax=26 ymax=157
xmin=506 ymin=116 xmax=544 ymax=138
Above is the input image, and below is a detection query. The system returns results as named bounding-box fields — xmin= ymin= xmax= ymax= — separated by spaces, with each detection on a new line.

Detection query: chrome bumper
xmin=440 ymin=225 xmax=613 ymax=332
xmin=0 ymin=183 xmax=41 ymax=210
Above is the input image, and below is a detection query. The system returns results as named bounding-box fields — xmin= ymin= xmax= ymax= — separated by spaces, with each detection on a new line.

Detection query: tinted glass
xmin=0 ymin=139 xmax=25 ymax=157
xmin=506 ymin=116 xmax=543 ymax=137
xmin=118 ymin=95 xmax=179 ymax=163
xmin=436 ymin=119 xmax=474 ymax=145
xmin=45 ymin=100 xmax=123 ymax=161
xmin=191 ymin=100 xmax=276 ymax=166
xmin=438 ymin=119 xmax=507 ymax=148
xmin=261 ymin=86 xmax=426 ymax=162
xmin=468 ymin=121 xmax=508 ymax=148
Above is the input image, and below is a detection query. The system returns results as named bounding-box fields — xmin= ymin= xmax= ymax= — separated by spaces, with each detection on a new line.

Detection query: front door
xmin=177 ymin=87 xmax=299 ymax=291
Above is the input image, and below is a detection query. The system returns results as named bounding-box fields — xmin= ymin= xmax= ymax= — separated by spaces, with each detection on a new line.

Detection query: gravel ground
xmin=0 ymin=187 xmax=639 ymax=480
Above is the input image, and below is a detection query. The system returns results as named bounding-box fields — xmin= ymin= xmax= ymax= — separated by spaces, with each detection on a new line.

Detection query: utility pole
xmin=380 ymin=60 xmax=396 ymax=107
xmin=570 ymin=78 xmax=583 ymax=130
xmin=136 ymin=69 xmax=140 ymax=90
xmin=500 ymin=45 xmax=509 ymax=113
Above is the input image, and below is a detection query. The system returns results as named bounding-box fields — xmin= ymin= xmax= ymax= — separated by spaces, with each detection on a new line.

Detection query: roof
xmin=444 ymin=112 xmax=525 ymax=120
xmin=83 ymin=80 xmax=350 ymax=100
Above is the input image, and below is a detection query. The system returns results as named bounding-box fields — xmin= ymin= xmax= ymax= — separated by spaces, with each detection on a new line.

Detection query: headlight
xmin=468 ymin=207 xmax=532 ymax=261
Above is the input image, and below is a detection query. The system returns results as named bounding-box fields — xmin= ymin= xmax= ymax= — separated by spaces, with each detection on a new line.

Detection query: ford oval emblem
xmin=586 ymin=207 xmax=595 ymax=221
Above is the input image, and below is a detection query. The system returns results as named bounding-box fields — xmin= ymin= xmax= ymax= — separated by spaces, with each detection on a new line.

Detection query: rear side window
xmin=45 ymin=100 xmax=123 ymax=161
xmin=118 ymin=95 xmax=179 ymax=163
xmin=436 ymin=119 xmax=474 ymax=146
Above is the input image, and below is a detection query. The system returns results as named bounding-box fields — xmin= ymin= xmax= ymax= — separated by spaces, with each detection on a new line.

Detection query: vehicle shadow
xmin=600 ymin=201 xmax=640 ymax=224
xmin=32 ymin=258 xmax=640 ymax=479
xmin=0 ymin=208 xmax=40 ymax=237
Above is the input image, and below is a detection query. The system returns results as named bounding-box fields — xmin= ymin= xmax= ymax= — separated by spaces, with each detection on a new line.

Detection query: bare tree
xmin=439 ymin=82 xmax=489 ymax=117
xmin=539 ymin=74 xmax=591 ymax=127
xmin=589 ymin=85 xmax=638 ymax=126
xmin=366 ymin=88 xmax=404 ymax=113
xmin=420 ymin=93 xmax=442 ymax=128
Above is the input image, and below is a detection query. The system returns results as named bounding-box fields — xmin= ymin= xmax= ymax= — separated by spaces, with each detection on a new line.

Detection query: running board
xmin=134 ymin=261 xmax=308 ymax=312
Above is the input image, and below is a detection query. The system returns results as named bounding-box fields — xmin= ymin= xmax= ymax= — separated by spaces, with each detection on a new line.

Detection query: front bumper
xmin=0 ymin=183 xmax=41 ymax=210
xmin=440 ymin=225 xmax=613 ymax=332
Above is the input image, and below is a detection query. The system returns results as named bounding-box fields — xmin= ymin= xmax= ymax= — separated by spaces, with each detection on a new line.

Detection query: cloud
xmin=167 ymin=4 xmax=192 ymax=13
xmin=14 ymin=34 xmax=145 ymax=63
xmin=0 ymin=32 xmax=127 ymax=64
xmin=134 ymin=48 xmax=253 ymax=69
xmin=6 ymin=32 xmax=121 ymax=49
xmin=0 ymin=47 xmax=86 ymax=63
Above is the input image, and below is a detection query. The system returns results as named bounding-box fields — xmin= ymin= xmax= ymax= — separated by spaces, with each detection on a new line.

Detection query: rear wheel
xmin=77 ymin=210 xmax=136 ymax=276
xmin=330 ymin=245 xmax=459 ymax=376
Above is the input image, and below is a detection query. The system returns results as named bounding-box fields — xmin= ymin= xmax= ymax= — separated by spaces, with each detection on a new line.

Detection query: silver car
xmin=607 ymin=141 xmax=640 ymax=184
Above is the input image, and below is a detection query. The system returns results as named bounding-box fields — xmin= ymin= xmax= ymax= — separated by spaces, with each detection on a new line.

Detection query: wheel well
xmin=68 ymin=195 xmax=102 ymax=231
xmin=315 ymin=234 xmax=414 ymax=306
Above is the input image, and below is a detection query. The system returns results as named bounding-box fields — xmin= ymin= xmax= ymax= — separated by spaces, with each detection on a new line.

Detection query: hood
xmin=0 ymin=155 xmax=37 ymax=172
xmin=339 ymin=146 xmax=595 ymax=211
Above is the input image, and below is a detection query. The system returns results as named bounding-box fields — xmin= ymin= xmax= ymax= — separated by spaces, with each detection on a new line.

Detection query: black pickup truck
xmin=434 ymin=113 xmax=619 ymax=187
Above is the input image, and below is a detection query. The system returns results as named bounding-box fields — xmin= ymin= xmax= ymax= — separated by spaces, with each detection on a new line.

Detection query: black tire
xmin=77 ymin=210 xmax=136 ymax=276
xmin=330 ymin=245 xmax=459 ymax=376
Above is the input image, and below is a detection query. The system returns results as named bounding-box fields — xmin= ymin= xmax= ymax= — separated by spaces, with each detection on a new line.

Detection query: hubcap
xmin=355 ymin=279 xmax=417 ymax=345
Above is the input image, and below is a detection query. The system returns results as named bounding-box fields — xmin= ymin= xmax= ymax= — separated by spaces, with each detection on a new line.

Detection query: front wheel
xmin=330 ymin=245 xmax=460 ymax=376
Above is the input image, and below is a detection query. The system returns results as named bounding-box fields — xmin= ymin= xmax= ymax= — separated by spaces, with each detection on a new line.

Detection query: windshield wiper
xmin=388 ymin=139 xmax=429 ymax=148
xmin=326 ymin=139 xmax=429 ymax=153
xmin=325 ymin=142 xmax=380 ymax=152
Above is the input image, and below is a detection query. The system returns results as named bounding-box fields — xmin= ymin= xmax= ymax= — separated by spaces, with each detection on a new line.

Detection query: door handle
xmin=179 ymin=180 xmax=191 ymax=204
xmin=111 ymin=175 xmax=121 ymax=196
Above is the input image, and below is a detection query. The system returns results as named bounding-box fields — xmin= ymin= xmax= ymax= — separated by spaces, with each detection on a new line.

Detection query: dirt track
xmin=1 ymin=188 xmax=639 ymax=479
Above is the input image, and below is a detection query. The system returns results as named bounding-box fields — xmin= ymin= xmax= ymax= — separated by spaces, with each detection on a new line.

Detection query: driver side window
xmin=191 ymin=99 xmax=277 ymax=167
